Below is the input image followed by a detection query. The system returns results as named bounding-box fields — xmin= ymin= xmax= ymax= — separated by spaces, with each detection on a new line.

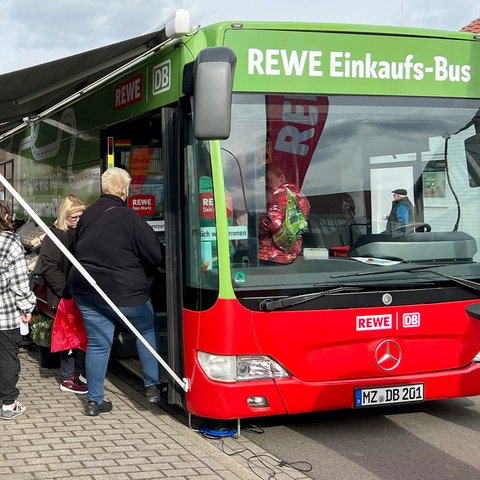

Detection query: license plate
xmin=355 ymin=383 xmax=424 ymax=408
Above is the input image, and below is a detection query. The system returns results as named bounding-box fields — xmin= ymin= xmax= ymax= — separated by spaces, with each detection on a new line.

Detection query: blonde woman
xmin=39 ymin=195 xmax=87 ymax=394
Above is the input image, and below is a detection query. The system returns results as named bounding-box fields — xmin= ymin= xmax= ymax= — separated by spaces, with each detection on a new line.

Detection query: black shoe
xmin=145 ymin=383 xmax=168 ymax=404
xmin=84 ymin=400 xmax=112 ymax=416
xmin=145 ymin=385 xmax=161 ymax=403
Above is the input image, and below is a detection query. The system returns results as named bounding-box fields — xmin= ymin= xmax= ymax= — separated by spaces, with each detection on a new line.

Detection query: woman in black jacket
xmin=39 ymin=195 xmax=87 ymax=394
xmin=69 ymin=168 xmax=165 ymax=416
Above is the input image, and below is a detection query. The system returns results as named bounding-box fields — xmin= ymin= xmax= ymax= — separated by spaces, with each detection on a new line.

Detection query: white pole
xmin=0 ymin=174 xmax=188 ymax=392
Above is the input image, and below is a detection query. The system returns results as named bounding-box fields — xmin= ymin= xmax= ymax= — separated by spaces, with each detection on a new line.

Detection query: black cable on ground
xmin=199 ymin=423 xmax=313 ymax=480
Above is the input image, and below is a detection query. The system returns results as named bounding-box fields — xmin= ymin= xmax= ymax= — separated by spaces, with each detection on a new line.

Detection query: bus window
xmin=184 ymin=138 xmax=220 ymax=310
xmin=222 ymin=148 xmax=252 ymax=266
xmin=465 ymin=123 xmax=480 ymax=187
xmin=224 ymin=93 xmax=480 ymax=297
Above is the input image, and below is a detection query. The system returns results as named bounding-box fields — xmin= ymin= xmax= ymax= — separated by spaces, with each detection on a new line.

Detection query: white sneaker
xmin=1 ymin=400 xmax=26 ymax=420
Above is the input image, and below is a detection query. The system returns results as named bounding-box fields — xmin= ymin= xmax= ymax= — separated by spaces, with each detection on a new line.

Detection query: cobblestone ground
xmin=0 ymin=346 xmax=310 ymax=480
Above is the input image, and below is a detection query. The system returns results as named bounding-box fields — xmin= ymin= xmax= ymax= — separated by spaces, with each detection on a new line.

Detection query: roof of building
xmin=460 ymin=17 xmax=480 ymax=32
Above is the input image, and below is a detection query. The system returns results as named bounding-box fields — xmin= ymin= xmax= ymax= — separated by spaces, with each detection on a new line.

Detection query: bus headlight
xmin=197 ymin=351 xmax=290 ymax=382
xmin=473 ymin=351 xmax=480 ymax=363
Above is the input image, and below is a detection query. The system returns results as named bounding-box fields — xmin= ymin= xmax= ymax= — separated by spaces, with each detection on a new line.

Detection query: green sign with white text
xmin=225 ymin=29 xmax=480 ymax=97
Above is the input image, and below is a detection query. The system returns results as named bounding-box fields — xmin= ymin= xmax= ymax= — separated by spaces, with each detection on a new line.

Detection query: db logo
xmin=153 ymin=60 xmax=171 ymax=95
xmin=403 ymin=312 xmax=420 ymax=328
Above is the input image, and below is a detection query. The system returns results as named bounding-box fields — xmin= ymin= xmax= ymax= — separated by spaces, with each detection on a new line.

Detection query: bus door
xmin=100 ymin=108 xmax=184 ymax=406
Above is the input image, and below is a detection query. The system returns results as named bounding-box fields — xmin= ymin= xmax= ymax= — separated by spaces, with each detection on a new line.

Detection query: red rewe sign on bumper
xmin=128 ymin=194 xmax=155 ymax=216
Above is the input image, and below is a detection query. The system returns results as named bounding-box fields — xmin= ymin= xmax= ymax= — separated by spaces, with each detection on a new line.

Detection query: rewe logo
xmin=356 ymin=314 xmax=393 ymax=331
xmin=114 ymin=74 xmax=142 ymax=110
xmin=153 ymin=60 xmax=171 ymax=95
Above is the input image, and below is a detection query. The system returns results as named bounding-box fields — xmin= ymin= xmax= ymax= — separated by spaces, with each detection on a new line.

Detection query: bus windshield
xmin=221 ymin=93 xmax=480 ymax=292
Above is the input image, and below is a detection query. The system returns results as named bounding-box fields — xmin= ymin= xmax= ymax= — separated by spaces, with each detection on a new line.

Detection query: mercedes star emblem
xmin=375 ymin=340 xmax=402 ymax=371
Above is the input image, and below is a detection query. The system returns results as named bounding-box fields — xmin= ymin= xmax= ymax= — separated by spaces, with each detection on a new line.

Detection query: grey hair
xmin=101 ymin=167 xmax=131 ymax=198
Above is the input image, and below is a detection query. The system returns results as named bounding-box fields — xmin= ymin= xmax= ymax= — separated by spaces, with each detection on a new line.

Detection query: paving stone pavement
xmin=0 ymin=346 xmax=311 ymax=480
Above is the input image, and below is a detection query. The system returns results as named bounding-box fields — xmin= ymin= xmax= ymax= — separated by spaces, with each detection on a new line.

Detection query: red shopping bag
xmin=51 ymin=298 xmax=87 ymax=353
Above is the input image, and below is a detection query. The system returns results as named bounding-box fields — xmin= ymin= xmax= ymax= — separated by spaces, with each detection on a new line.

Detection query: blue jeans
xmin=75 ymin=297 xmax=162 ymax=404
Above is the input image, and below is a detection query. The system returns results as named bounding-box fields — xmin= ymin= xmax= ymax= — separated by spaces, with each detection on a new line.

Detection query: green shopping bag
xmin=273 ymin=188 xmax=308 ymax=251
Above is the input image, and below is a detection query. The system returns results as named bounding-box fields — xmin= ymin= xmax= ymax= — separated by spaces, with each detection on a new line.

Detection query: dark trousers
xmin=0 ymin=328 xmax=21 ymax=405
xmin=60 ymin=350 xmax=76 ymax=380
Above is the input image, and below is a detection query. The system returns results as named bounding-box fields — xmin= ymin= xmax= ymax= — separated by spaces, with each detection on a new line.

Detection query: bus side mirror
xmin=192 ymin=47 xmax=236 ymax=140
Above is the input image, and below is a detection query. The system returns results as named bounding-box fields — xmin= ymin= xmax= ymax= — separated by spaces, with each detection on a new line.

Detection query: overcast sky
xmin=1 ymin=0 xmax=478 ymax=73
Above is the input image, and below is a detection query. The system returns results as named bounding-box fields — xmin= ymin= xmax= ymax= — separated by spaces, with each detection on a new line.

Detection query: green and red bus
xmin=2 ymin=10 xmax=480 ymax=423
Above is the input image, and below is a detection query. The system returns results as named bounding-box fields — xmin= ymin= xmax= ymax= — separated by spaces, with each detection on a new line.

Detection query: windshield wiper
xmin=332 ymin=264 xmax=480 ymax=293
xmin=423 ymin=270 xmax=480 ymax=292
xmin=259 ymin=286 xmax=363 ymax=312
xmin=331 ymin=263 xmax=445 ymax=278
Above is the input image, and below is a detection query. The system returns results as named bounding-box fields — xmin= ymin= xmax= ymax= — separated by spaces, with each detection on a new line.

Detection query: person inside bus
xmin=385 ymin=188 xmax=414 ymax=236
xmin=69 ymin=167 xmax=166 ymax=416
xmin=258 ymin=164 xmax=310 ymax=264
xmin=38 ymin=195 xmax=88 ymax=395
